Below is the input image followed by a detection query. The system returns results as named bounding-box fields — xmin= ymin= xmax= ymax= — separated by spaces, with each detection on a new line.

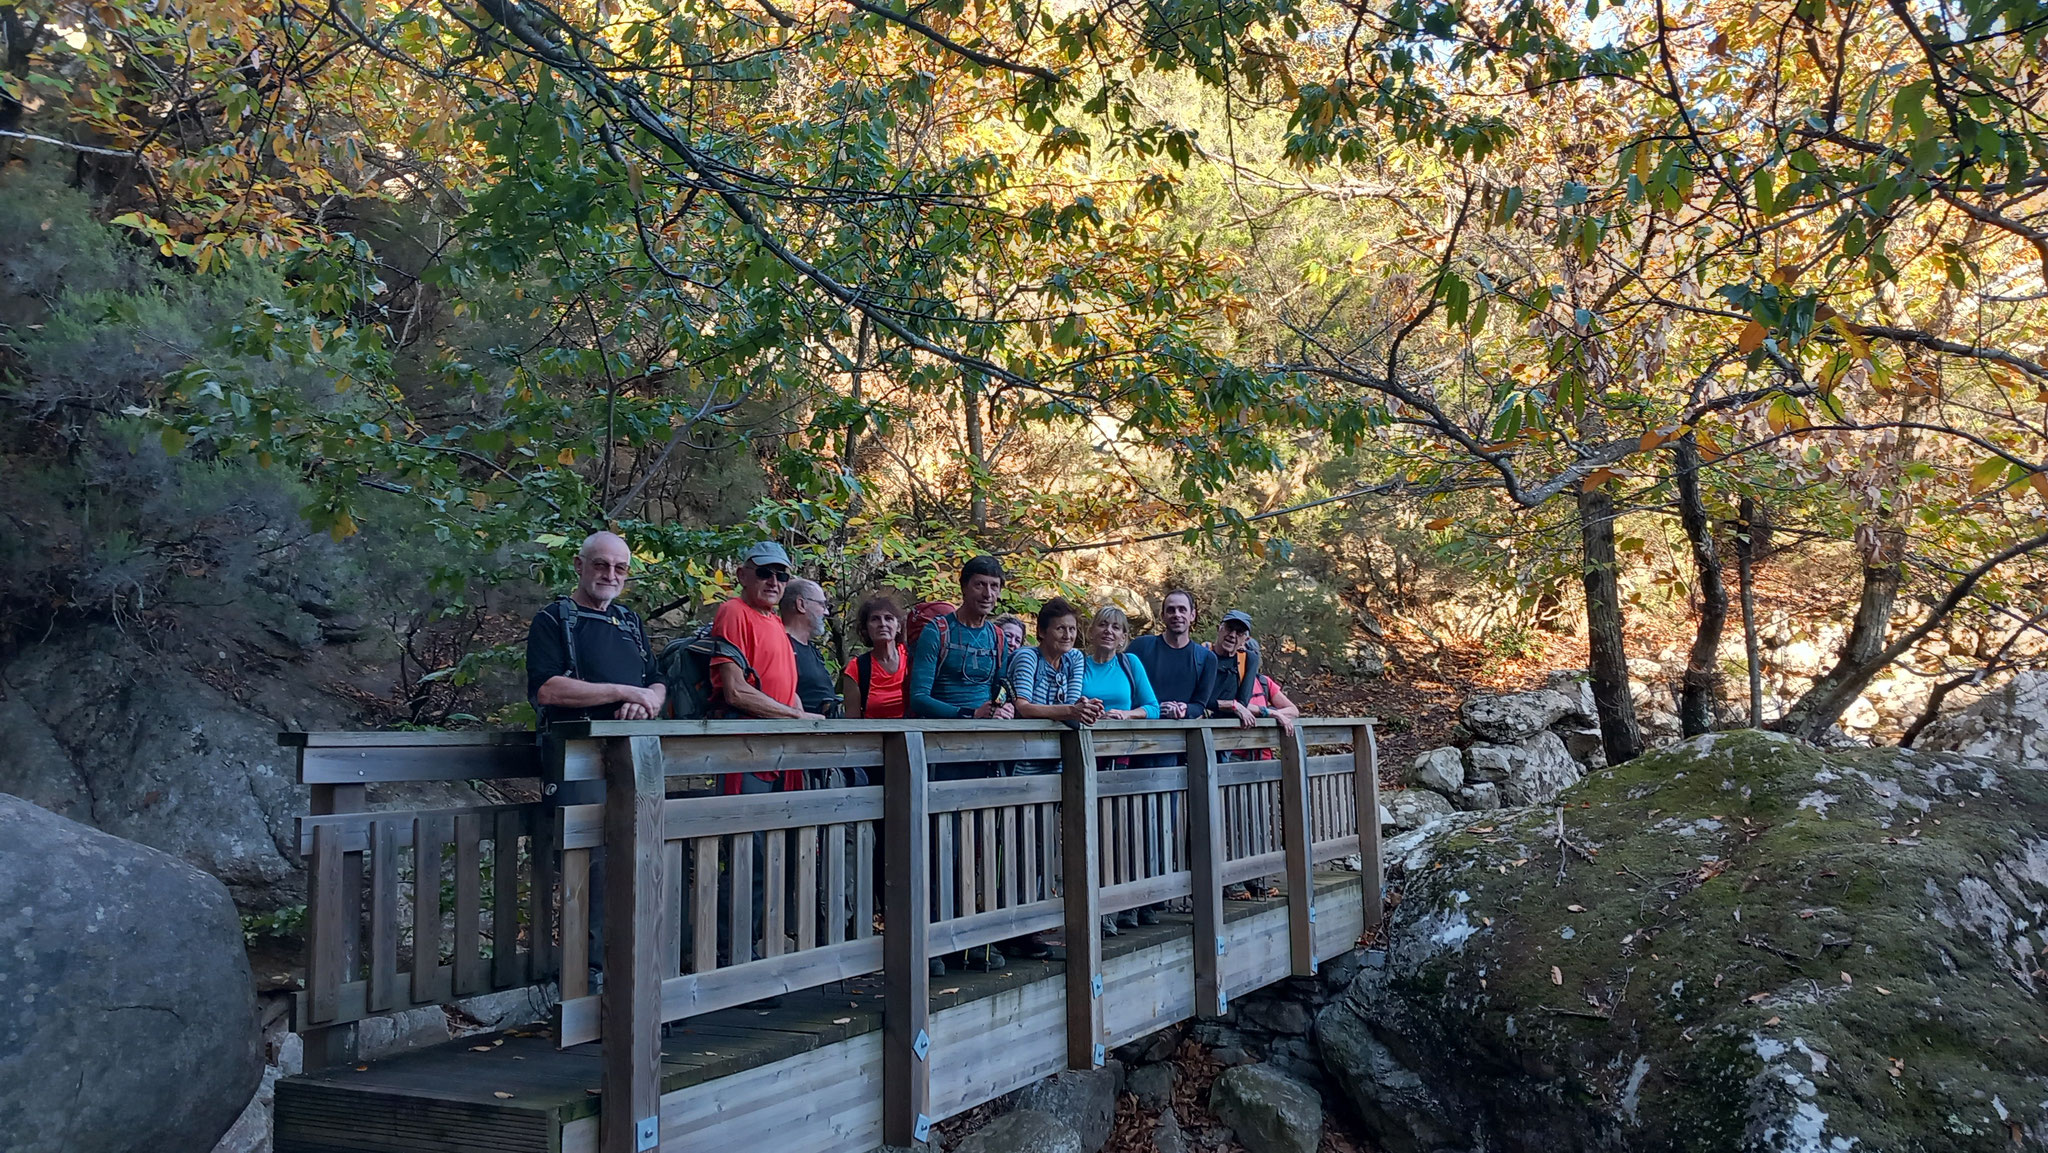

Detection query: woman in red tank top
xmin=840 ymin=594 xmax=909 ymax=718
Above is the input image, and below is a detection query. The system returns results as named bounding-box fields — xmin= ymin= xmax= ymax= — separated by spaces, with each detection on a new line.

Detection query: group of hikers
xmin=525 ymin=531 xmax=1303 ymax=974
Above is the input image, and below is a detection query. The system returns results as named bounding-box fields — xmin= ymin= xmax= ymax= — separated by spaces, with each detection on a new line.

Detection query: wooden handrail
xmin=285 ymin=716 xmax=1382 ymax=1153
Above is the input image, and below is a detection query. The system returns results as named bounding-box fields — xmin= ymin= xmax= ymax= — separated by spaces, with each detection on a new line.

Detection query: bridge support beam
xmin=601 ymin=735 xmax=665 ymax=1153
xmin=883 ymin=732 xmax=933 ymax=1146
xmin=302 ymin=781 xmax=364 ymax=1070
xmin=1185 ymin=728 xmax=1227 ymax=1017
xmin=1277 ymin=726 xmax=1317 ymax=977
xmin=1060 ymin=728 xmax=1104 ymax=1070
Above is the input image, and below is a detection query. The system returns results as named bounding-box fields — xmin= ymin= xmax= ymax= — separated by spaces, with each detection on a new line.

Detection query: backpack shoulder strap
xmin=856 ymin=652 xmax=873 ymax=709
xmin=555 ymin=598 xmax=581 ymax=682
xmin=1118 ymin=652 xmax=1139 ymax=696
xmin=932 ymin=613 xmax=953 ymax=670
xmin=618 ymin=605 xmax=649 ymax=660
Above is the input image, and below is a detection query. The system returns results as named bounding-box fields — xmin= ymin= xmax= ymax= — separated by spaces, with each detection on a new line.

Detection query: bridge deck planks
xmin=275 ymin=872 xmax=1363 ymax=1153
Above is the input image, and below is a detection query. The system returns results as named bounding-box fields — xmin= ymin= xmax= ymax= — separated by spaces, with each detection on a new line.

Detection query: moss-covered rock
xmin=1318 ymin=731 xmax=2048 ymax=1151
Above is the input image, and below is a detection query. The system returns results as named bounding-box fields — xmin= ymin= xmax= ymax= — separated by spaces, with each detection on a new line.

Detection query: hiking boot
xmin=963 ymin=946 xmax=1007 ymax=971
xmin=929 ymin=957 xmax=947 ymax=978
xmin=1115 ymin=910 xmax=1139 ymax=930
xmin=1100 ymin=915 xmax=1120 ymax=937
xmin=1135 ymin=905 xmax=1162 ymax=926
xmin=1005 ymin=935 xmax=1053 ymax=959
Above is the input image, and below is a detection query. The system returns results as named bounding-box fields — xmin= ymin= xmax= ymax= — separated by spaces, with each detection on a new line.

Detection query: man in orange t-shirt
xmin=711 ymin=541 xmax=822 ymax=795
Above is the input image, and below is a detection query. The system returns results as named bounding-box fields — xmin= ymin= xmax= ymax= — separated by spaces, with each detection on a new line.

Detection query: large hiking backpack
xmin=656 ymin=622 xmax=757 ymax=719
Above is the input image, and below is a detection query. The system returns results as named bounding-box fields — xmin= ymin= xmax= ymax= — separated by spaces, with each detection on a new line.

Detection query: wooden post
xmin=1185 ymin=727 xmax=1227 ymax=1017
xmin=1353 ymin=722 xmax=1384 ymax=938
xmin=301 ymin=780 xmax=364 ymax=1070
xmin=882 ymin=732 xmax=932 ymax=1147
xmin=601 ymin=736 xmax=665 ymax=1153
xmin=1276 ymin=724 xmax=1316 ymax=977
xmin=1060 ymin=727 xmax=1104 ymax=1070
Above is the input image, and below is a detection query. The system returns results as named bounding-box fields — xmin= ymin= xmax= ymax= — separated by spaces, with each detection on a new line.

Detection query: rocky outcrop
xmin=0 ymin=623 xmax=486 ymax=907
xmin=1012 ymin=1063 xmax=1120 ymax=1153
xmin=1402 ymin=677 xmax=1601 ymax=815
xmin=954 ymin=1110 xmax=1084 ymax=1153
xmin=1383 ymin=788 xmax=1456 ymax=831
xmin=1916 ymin=671 xmax=2048 ymax=768
xmin=1210 ymin=1063 xmax=1323 ymax=1153
xmin=1458 ymin=689 xmax=1578 ymax=742
xmin=0 ymin=793 xmax=263 ymax=1153
xmin=1320 ymin=731 xmax=2048 ymax=1152
xmin=1408 ymin=747 xmax=1464 ymax=795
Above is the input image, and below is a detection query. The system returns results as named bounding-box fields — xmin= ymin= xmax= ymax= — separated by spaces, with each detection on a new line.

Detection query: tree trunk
xmin=1736 ymin=496 xmax=1763 ymax=728
xmin=962 ymin=373 xmax=988 ymax=532
xmin=1775 ymin=538 xmax=1904 ymax=741
xmin=1672 ymin=437 xmax=1727 ymax=737
xmin=1578 ymin=480 xmax=1645 ymax=764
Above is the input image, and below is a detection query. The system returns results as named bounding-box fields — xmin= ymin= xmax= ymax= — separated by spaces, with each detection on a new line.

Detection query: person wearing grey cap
xmin=1208 ymin=609 xmax=1265 ymax=719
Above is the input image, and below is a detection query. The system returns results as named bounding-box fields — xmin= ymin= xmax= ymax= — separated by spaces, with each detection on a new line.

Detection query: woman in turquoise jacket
xmin=1081 ymin=605 xmax=1159 ymax=718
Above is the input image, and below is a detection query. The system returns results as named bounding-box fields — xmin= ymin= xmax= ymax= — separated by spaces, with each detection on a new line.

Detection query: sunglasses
xmin=754 ymin=566 xmax=791 ymax=582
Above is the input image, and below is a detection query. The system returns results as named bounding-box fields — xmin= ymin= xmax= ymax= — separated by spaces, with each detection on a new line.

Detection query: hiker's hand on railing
xmin=1160 ymin=701 xmax=1188 ymax=719
xmin=614 ymin=683 xmax=666 ymax=720
xmin=1072 ymin=698 xmax=1105 ymax=725
xmin=973 ymin=701 xmax=1016 ymax=720
xmin=1223 ymin=700 xmax=1256 ymax=728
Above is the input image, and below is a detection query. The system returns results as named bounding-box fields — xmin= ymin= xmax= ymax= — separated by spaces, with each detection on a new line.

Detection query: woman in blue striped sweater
xmin=1009 ymin=597 xmax=1104 ymax=729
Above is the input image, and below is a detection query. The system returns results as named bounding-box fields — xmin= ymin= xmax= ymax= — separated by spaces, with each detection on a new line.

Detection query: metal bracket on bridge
xmin=1090 ymin=975 xmax=1103 ymax=998
xmin=636 ymin=1115 xmax=660 ymax=1152
xmin=1217 ymin=992 xmax=1228 ymax=1013
xmin=1216 ymin=936 xmax=1227 ymax=956
xmin=1092 ymin=1043 xmax=1106 ymax=1067
xmin=914 ymin=1114 xmax=933 ymax=1142
xmin=912 ymin=1029 xmax=931 ymax=1061
xmin=1308 ymin=904 xmax=1318 ymax=924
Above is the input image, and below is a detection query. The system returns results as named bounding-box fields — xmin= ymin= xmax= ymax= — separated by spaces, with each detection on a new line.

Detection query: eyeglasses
xmin=585 ymin=561 xmax=630 ymax=575
xmin=754 ymin=567 xmax=791 ymax=582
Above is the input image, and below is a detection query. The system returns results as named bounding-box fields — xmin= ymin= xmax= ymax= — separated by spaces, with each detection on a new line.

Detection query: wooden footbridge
xmin=273 ymin=718 xmax=1383 ymax=1153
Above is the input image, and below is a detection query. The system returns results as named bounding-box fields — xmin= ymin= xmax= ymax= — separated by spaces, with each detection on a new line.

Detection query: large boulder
xmin=1917 ymin=671 xmax=2048 ymax=769
xmin=1541 ymin=671 xmax=1599 ymax=725
xmin=1383 ymin=788 xmax=1457 ymax=832
xmin=1012 ymin=1064 xmax=1119 ymax=1153
xmin=955 ymin=1110 xmax=1084 ymax=1153
xmin=1210 ymin=1063 xmax=1323 ymax=1153
xmin=1464 ymin=731 xmax=1581 ymax=805
xmin=1318 ymin=731 xmax=2048 ymax=1152
xmin=1459 ymin=690 xmax=1576 ymax=742
xmin=0 ymin=793 xmax=262 ymax=1153
xmin=1408 ymin=747 xmax=1466 ymax=796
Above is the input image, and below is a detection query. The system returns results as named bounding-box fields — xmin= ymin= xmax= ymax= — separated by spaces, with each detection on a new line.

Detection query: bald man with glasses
xmin=527 ymin=531 xmax=665 ymax=725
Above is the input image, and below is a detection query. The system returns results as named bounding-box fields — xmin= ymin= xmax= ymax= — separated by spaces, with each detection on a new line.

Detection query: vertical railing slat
xmin=825 ymin=823 xmax=848 ymax=946
xmin=494 ymin=807 xmax=523 ymax=988
xmin=559 ymin=844 xmax=590 ymax=1001
xmin=855 ymin=821 xmax=876 ymax=940
xmin=413 ymin=815 xmax=446 ymax=1004
xmin=1277 ymin=725 xmax=1316 ymax=976
xmin=1060 ymin=728 xmax=1104 ymax=1071
xmin=796 ymin=825 xmax=818 ymax=952
xmin=368 ymin=818 xmax=399 ymax=1013
xmin=883 ymin=733 xmax=932 ymax=1147
xmin=692 ymin=837 xmax=719 ymax=973
xmin=453 ymin=813 xmax=484 ymax=996
xmin=308 ymin=823 xmax=346 ymax=1026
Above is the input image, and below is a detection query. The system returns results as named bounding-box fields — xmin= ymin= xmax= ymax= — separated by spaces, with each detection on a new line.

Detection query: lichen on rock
xmin=1320 ymin=731 xmax=2048 ymax=1152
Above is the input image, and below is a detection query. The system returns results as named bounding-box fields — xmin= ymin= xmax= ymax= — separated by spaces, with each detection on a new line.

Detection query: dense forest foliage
xmin=2 ymin=0 xmax=2043 ymax=759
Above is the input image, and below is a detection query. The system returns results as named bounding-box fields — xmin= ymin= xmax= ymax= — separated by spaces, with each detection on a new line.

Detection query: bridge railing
xmin=281 ymin=731 xmax=559 ymax=1065
xmin=283 ymin=717 xmax=1380 ymax=1153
